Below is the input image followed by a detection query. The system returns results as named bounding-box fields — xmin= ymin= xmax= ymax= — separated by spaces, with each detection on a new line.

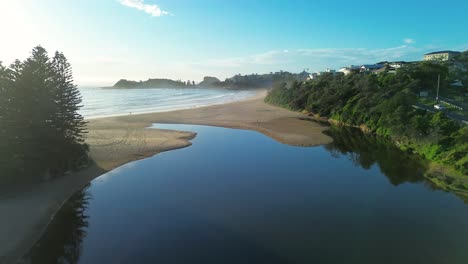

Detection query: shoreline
xmin=1 ymin=91 xmax=332 ymax=263
xmin=82 ymin=87 xmax=263 ymax=121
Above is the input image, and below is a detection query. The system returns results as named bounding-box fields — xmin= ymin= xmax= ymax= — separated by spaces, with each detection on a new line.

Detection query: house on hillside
xmin=319 ymin=69 xmax=338 ymax=76
xmin=338 ymin=65 xmax=360 ymax=75
xmin=297 ymin=71 xmax=311 ymax=81
xmin=371 ymin=61 xmax=408 ymax=75
xmin=307 ymin=69 xmax=340 ymax=80
xmin=360 ymin=64 xmax=385 ymax=73
xmin=388 ymin=61 xmax=407 ymax=68
xmin=372 ymin=67 xmax=390 ymax=75
xmin=308 ymin=73 xmax=318 ymax=80
xmin=424 ymin=51 xmax=461 ymax=61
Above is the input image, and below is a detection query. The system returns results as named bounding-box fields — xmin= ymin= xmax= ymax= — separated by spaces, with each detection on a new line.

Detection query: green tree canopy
xmin=0 ymin=46 xmax=88 ymax=184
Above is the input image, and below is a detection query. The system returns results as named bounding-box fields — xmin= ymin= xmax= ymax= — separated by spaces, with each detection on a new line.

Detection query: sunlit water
xmin=25 ymin=125 xmax=468 ymax=264
xmin=78 ymin=87 xmax=257 ymax=119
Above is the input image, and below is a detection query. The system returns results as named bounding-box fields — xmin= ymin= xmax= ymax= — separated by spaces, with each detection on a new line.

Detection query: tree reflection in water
xmin=23 ymin=186 xmax=90 ymax=264
xmin=323 ymin=126 xmax=468 ymax=205
xmin=323 ymin=126 xmax=430 ymax=186
xmin=20 ymin=126 xmax=464 ymax=264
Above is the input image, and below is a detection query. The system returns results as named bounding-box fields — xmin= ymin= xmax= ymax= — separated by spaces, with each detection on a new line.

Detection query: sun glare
xmin=0 ymin=1 xmax=38 ymax=63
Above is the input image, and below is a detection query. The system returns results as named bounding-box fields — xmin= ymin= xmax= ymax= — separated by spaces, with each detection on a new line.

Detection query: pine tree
xmin=0 ymin=62 xmax=9 ymax=131
xmin=7 ymin=46 xmax=56 ymax=175
xmin=50 ymin=51 xmax=88 ymax=171
xmin=0 ymin=46 xmax=88 ymax=183
xmin=0 ymin=62 xmax=15 ymax=179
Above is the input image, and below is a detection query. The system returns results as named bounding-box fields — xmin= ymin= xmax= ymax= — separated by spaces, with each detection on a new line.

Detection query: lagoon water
xmin=78 ymin=87 xmax=256 ymax=119
xmin=26 ymin=124 xmax=468 ymax=264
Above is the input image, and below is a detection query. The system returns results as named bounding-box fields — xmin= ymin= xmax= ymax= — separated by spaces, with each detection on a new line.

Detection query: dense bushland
xmin=266 ymin=62 xmax=467 ymax=174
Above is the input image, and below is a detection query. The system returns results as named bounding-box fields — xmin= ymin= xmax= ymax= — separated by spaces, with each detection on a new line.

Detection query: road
xmin=413 ymin=103 xmax=468 ymax=125
xmin=439 ymin=96 xmax=468 ymax=111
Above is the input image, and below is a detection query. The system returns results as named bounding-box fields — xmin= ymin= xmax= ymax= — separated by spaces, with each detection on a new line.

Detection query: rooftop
xmin=425 ymin=50 xmax=461 ymax=55
xmin=361 ymin=64 xmax=385 ymax=69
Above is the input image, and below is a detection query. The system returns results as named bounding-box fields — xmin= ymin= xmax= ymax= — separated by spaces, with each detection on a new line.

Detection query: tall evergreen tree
xmin=50 ymin=51 xmax=88 ymax=171
xmin=10 ymin=46 xmax=57 ymax=175
xmin=0 ymin=62 xmax=9 ymax=131
xmin=0 ymin=46 xmax=88 ymax=184
xmin=0 ymin=62 xmax=15 ymax=176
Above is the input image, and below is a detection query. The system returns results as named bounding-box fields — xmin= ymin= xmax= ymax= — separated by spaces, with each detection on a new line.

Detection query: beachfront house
xmin=424 ymin=51 xmax=461 ymax=61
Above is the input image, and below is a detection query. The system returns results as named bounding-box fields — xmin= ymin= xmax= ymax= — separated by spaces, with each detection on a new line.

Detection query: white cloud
xmin=74 ymin=44 xmax=464 ymax=86
xmin=404 ymin=38 xmax=415 ymax=44
xmin=198 ymin=45 xmax=425 ymax=71
xmin=119 ymin=0 xmax=170 ymax=17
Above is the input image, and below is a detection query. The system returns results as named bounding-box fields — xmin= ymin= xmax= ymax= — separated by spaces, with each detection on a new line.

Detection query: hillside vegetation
xmin=113 ymin=78 xmax=191 ymax=88
xmin=266 ymin=60 xmax=468 ymax=176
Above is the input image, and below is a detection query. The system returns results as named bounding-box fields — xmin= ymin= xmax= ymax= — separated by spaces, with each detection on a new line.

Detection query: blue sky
xmin=1 ymin=0 xmax=467 ymax=85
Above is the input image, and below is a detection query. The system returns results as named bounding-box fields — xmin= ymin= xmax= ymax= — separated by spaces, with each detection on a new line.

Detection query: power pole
xmin=436 ymin=74 xmax=440 ymax=104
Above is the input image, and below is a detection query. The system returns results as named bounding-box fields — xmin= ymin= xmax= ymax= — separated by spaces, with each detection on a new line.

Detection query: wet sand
xmin=1 ymin=91 xmax=331 ymax=263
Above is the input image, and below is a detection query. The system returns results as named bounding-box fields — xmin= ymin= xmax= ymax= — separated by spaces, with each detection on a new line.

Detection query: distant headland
xmin=109 ymin=71 xmax=309 ymax=90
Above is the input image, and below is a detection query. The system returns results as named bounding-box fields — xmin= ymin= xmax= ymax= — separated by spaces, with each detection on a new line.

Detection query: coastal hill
xmin=197 ymin=76 xmax=223 ymax=87
xmin=111 ymin=71 xmax=309 ymax=90
xmin=113 ymin=78 xmax=190 ymax=89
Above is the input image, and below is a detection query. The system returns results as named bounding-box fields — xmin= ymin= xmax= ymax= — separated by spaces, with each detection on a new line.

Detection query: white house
xmin=424 ymin=51 xmax=461 ymax=61
xmin=338 ymin=65 xmax=360 ymax=75
xmin=307 ymin=73 xmax=318 ymax=80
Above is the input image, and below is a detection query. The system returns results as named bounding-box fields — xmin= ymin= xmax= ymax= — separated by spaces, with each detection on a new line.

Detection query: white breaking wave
xmin=78 ymin=87 xmax=257 ymax=119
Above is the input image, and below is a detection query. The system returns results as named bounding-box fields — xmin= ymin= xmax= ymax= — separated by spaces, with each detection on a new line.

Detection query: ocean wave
xmin=79 ymin=88 xmax=256 ymax=119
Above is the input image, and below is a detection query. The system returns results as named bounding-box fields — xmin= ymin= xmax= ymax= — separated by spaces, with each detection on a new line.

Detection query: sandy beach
xmin=0 ymin=91 xmax=331 ymax=263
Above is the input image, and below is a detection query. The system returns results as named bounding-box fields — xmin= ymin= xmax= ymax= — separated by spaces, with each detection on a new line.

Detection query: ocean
xmin=78 ymin=87 xmax=257 ymax=119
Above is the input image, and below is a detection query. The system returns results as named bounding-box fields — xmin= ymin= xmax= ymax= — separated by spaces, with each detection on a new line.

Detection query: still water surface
xmin=25 ymin=124 xmax=468 ymax=264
